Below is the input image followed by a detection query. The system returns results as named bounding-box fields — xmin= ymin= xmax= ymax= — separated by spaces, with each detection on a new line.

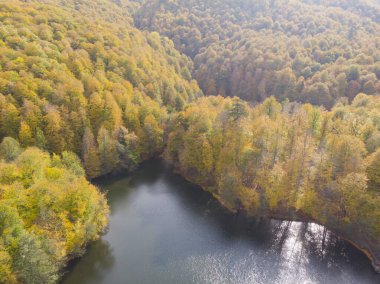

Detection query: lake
xmin=62 ymin=159 xmax=380 ymax=284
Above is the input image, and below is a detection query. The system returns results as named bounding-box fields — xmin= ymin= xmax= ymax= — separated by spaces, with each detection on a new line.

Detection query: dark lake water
xmin=62 ymin=159 xmax=380 ymax=284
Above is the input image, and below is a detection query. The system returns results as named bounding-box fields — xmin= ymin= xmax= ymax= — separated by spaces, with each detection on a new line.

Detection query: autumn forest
xmin=0 ymin=0 xmax=379 ymax=283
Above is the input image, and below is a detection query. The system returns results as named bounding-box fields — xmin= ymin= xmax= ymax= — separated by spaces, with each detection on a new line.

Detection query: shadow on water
xmin=158 ymin=159 xmax=380 ymax=283
xmin=62 ymin=240 xmax=115 ymax=284
xmin=60 ymin=162 xmax=164 ymax=284
xmin=62 ymin=159 xmax=380 ymax=284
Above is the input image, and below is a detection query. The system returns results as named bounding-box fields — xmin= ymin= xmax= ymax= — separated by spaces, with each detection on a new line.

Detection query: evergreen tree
xmin=82 ymin=127 xmax=101 ymax=179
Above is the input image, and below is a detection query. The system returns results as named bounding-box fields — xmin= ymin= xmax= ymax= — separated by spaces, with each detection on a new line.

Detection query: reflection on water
xmin=62 ymin=159 xmax=380 ymax=284
xmin=64 ymin=240 xmax=115 ymax=283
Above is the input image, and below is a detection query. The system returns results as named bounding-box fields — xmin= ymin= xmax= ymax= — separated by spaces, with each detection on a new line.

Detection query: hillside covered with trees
xmin=136 ymin=0 xmax=380 ymax=107
xmin=0 ymin=0 xmax=201 ymax=180
xmin=0 ymin=138 xmax=109 ymax=283
xmin=0 ymin=0 xmax=379 ymax=283
xmin=166 ymin=93 xmax=380 ymax=272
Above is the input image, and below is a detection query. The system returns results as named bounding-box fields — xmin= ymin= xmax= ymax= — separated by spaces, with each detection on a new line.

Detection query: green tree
xmin=228 ymin=98 xmax=248 ymax=121
xmin=97 ymin=127 xmax=119 ymax=176
xmin=0 ymin=137 xmax=21 ymax=162
xmin=82 ymin=127 xmax=101 ymax=179
xmin=367 ymin=149 xmax=380 ymax=192
xmin=347 ymin=65 xmax=361 ymax=81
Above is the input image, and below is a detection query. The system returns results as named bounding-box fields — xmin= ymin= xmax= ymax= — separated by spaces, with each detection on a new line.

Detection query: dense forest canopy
xmin=135 ymin=0 xmax=380 ymax=107
xmin=0 ymin=0 xmax=201 ymax=179
xmin=0 ymin=138 xmax=109 ymax=283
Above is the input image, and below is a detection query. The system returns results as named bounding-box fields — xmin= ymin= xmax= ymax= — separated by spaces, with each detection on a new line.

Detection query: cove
xmin=62 ymin=159 xmax=380 ymax=284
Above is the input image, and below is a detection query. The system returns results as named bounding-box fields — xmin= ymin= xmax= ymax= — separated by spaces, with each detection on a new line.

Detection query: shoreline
xmin=175 ymin=168 xmax=380 ymax=274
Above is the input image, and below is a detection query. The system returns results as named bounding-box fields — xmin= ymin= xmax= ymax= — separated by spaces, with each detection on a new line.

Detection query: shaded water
xmin=63 ymin=159 xmax=380 ymax=284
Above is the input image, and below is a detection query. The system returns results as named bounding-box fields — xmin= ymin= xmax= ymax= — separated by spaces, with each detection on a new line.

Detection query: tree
xmin=141 ymin=114 xmax=163 ymax=156
xmin=82 ymin=127 xmax=100 ymax=179
xmin=337 ymin=173 xmax=368 ymax=223
xmin=0 ymin=100 xmax=20 ymax=138
xmin=228 ymin=97 xmax=248 ymax=121
xmin=0 ymin=137 xmax=21 ymax=162
xmin=13 ymin=233 xmax=59 ymax=284
xmin=61 ymin=151 xmax=86 ymax=177
xmin=97 ymin=127 xmax=119 ymax=176
xmin=328 ymin=135 xmax=366 ymax=177
xmin=260 ymin=97 xmax=281 ymax=118
xmin=88 ymin=93 xmax=105 ymax=134
xmin=115 ymin=126 xmax=140 ymax=171
xmin=363 ymin=80 xmax=376 ymax=95
xmin=347 ymin=65 xmax=360 ymax=81
xmin=35 ymin=128 xmax=47 ymax=150
xmin=18 ymin=121 xmax=33 ymax=147
xmin=44 ymin=109 xmax=65 ymax=154
xmin=0 ymin=242 xmax=17 ymax=284
xmin=367 ymin=149 xmax=380 ymax=192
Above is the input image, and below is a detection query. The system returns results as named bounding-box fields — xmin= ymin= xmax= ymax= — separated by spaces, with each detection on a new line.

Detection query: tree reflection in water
xmin=62 ymin=240 xmax=115 ymax=284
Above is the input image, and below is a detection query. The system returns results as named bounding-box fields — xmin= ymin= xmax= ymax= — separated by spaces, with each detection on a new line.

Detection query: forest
xmin=0 ymin=138 xmax=109 ymax=283
xmin=136 ymin=0 xmax=380 ymax=107
xmin=0 ymin=0 xmax=379 ymax=283
xmin=0 ymin=0 xmax=201 ymax=180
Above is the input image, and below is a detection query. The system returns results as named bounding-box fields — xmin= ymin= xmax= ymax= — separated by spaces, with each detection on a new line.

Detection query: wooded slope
xmin=136 ymin=0 xmax=380 ymax=107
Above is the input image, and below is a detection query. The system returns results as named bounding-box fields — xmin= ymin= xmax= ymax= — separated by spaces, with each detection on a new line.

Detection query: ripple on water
xmin=164 ymin=222 xmax=371 ymax=284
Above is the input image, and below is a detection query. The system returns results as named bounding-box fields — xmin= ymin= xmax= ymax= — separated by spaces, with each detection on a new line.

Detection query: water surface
xmin=63 ymin=159 xmax=380 ymax=284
